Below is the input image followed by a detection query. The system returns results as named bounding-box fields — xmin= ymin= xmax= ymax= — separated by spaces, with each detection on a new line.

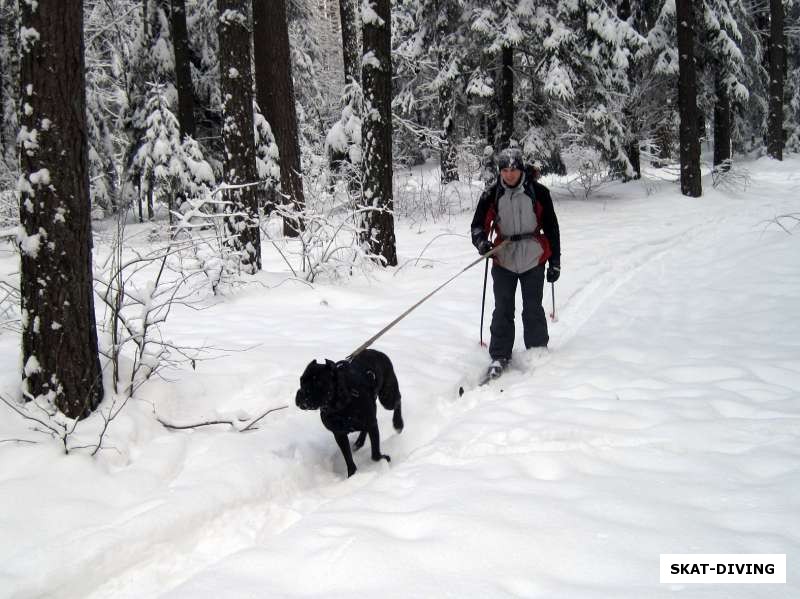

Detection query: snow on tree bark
xmin=360 ymin=0 xmax=396 ymax=267
xmin=253 ymin=0 xmax=305 ymax=237
xmin=217 ymin=1 xmax=261 ymax=272
xmin=18 ymin=0 xmax=104 ymax=419
xmin=767 ymin=0 xmax=785 ymax=160
xmin=676 ymin=0 xmax=702 ymax=197
xmin=339 ymin=0 xmax=361 ymax=87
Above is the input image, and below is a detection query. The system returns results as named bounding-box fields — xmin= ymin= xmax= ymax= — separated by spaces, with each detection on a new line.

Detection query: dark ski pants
xmin=489 ymin=263 xmax=548 ymax=360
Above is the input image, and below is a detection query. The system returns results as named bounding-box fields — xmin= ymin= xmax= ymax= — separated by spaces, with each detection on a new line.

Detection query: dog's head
xmin=295 ymin=359 xmax=337 ymax=410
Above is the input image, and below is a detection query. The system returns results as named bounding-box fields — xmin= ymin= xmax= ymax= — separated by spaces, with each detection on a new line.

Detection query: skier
xmin=470 ymin=147 xmax=561 ymax=380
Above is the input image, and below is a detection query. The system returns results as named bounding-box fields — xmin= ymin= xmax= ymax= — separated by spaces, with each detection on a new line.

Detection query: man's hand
xmin=477 ymin=239 xmax=493 ymax=255
xmin=546 ymin=262 xmax=560 ymax=283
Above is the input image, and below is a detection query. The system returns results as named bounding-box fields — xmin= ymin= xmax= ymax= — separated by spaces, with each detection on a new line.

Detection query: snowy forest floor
xmin=1 ymin=156 xmax=799 ymax=598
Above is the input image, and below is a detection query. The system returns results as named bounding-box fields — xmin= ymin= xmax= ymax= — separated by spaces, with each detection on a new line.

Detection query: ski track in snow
xmin=83 ymin=189 xmax=767 ymax=597
xmin=2 ymin=159 xmax=799 ymax=598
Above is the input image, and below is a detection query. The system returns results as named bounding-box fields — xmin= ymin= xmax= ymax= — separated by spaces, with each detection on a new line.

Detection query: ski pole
xmin=550 ymin=282 xmax=557 ymax=322
xmin=479 ymin=257 xmax=489 ymax=346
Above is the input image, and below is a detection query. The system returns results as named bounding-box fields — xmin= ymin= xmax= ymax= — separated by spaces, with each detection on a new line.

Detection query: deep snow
xmin=0 ymin=156 xmax=798 ymax=598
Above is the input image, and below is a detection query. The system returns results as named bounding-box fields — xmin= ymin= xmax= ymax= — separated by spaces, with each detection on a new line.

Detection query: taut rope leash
xmin=346 ymin=241 xmax=508 ymax=360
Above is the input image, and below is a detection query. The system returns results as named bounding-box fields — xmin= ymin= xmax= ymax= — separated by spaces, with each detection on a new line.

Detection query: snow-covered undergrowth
xmin=0 ymin=157 xmax=798 ymax=598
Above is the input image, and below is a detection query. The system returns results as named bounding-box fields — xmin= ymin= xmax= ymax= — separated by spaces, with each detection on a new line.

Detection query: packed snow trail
xmin=1 ymin=159 xmax=798 ymax=599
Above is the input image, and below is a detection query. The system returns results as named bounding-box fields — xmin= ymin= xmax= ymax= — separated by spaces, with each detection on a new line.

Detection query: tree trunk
xmin=18 ymin=0 xmax=104 ymax=419
xmin=439 ymin=80 xmax=459 ymax=183
xmin=437 ymin=5 xmax=458 ymax=184
xmin=676 ymin=0 xmax=702 ymax=197
xmin=713 ymin=72 xmax=731 ymax=171
xmin=170 ymin=0 xmax=195 ymax=140
xmin=767 ymin=0 xmax=785 ymax=160
xmin=0 ymin=5 xmax=8 ymax=153
xmin=339 ymin=0 xmax=360 ymax=87
xmin=253 ymin=0 xmax=305 ymax=237
xmin=361 ymin=0 xmax=396 ymax=267
xmin=218 ymin=0 xmax=261 ymax=272
xmin=497 ymin=45 xmax=514 ymax=150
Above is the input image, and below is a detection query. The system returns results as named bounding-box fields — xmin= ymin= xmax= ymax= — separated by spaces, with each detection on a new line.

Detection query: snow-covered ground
xmin=1 ymin=157 xmax=799 ymax=598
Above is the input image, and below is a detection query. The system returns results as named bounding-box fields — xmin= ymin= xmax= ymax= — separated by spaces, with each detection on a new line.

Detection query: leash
xmin=346 ymin=241 xmax=507 ymax=360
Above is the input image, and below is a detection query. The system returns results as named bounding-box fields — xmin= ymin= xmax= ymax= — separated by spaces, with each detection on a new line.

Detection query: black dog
xmin=295 ymin=349 xmax=403 ymax=477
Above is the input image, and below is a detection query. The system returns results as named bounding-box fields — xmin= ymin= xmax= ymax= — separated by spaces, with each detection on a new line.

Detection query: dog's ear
xmin=325 ymin=359 xmax=336 ymax=369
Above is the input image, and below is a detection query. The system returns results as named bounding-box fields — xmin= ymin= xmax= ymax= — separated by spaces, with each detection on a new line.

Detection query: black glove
xmin=477 ymin=239 xmax=493 ymax=255
xmin=546 ymin=262 xmax=561 ymax=283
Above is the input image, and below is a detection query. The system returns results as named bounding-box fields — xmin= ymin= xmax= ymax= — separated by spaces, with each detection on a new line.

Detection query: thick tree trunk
xmin=171 ymin=0 xmax=195 ymax=140
xmin=713 ymin=72 xmax=731 ymax=171
xmin=339 ymin=0 xmax=360 ymax=87
xmin=767 ymin=0 xmax=785 ymax=160
xmin=498 ymin=46 xmax=514 ymax=150
xmin=18 ymin=0 xmax=104 ymax=419
xmin=217 ymin=0 xmax=261 ymax=272
xmin=676 ymin=0 xmax=702 ymax=197
xmin=253 ymin=0 xmax=305 ymax=237
xmin=361 ymin=0 xmax=396 ymax=267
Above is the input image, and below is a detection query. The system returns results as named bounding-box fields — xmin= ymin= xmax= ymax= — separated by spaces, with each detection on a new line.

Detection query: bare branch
xmin=240 ymin=405 xmax=289 ymax=431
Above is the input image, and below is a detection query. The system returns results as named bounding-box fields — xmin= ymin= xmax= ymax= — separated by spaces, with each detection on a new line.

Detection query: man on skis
xmin=470 ymin=147 xmax=561 ymax=380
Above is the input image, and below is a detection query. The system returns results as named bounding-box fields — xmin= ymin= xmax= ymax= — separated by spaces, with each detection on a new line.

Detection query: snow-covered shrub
xmin=561 ymin=144 xmax=612 ymax=200
xmin=711 ymin=160 xmax=751 ymax=192
xmin=95 ymin=214 xmax=217 ymax=399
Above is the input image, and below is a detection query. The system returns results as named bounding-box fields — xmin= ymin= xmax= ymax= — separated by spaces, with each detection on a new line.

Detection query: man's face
xmin=500 ymin=167 xmax=522 ymax=187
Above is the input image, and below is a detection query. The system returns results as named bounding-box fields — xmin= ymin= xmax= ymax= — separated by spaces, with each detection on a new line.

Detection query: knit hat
xmin=496 ymin=147 xmax=524 ymax=171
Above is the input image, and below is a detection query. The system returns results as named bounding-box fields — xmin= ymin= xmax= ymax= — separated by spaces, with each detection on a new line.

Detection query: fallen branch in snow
xmin=156 ymin=405 xmax=288 ymax=432
xmin=0 ymin=438 xmax=38 ymax=445
xmin=157 ymin=417 xmax=242 ymax=430
xmin=240 ymin=405 xmax=289 ymax=431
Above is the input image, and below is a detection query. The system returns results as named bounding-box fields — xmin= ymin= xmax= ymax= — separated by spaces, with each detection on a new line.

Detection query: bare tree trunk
xmin=171 ymin=0 xmax=195 ymax=140
xmin=713 ymin=72 xmax=731 ymax=171
xmin=497 ymin=46 xmax=514 ymax=150
xmin=767 ymin=0 xmax=785 ymax=160
xmin=18 ymin=0 xmax=104 ymax=419
xmin=253 ymin=0 xmax=305 ymax=237
xmin=676 ymin=0 xmax=702 ymax=197
xmin=339 ymin=0 xmax=360 ymax=87
xmin=361 ymin=0 xmax=396 ymax=266
xmin=218 ymin=0 xmax=261 ymax=272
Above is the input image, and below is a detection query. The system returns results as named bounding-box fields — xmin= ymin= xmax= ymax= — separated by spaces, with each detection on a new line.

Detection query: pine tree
xmin=171 ymin=0 xmax=196 ymax=140
xmin=253 ymin=0 xmax=305 ymax=236
xmin=361 ymin=0 xmax=397 ymax=266
xmin=340 ymin=0 xmax=361 ymax=87
xmin=18 ymin=0 xmax=104 ymax=419
xmin=676 ymin=0 xmax=703 ymax=196
xmin=701 ymin=0 xmax=749 ymax=170
xmin=767 ymin=0 xmax=785 ymax=159
xmin=217 ymin=0 xmax=261 ymax=272
xmin=131 ymin=86 xmax=214 ymax=223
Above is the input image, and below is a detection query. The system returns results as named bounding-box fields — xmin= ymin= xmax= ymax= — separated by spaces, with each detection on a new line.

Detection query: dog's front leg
xmin=334 ymin=432 xmax=358 ymax=477
xmin=367 ymin=424 xmax=391 ymax=464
